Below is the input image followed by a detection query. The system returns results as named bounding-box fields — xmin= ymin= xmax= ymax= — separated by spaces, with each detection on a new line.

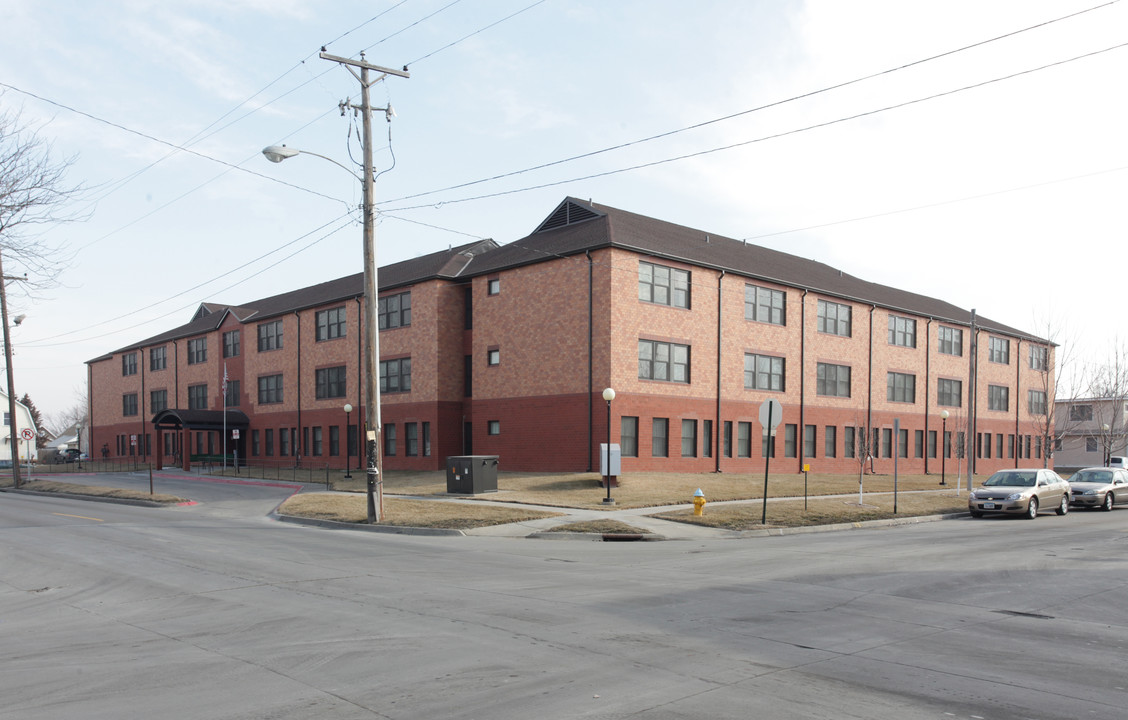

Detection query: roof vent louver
xmin=535 ymin=199 xmax=601 ymax=233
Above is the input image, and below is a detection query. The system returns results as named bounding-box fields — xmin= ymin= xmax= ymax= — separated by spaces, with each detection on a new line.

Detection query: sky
xmin=1 ymin=0 xmax=1126 ymax=428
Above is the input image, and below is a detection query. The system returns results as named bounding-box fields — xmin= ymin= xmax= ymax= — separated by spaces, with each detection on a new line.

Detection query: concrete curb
xmin=271 ymin=511 xmax=466 ymax=536
xmin=0 ymin=486 xmax=175 ymax=508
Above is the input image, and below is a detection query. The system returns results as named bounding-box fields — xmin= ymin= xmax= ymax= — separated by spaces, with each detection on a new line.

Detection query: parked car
xmin=1068 ymin=467 xmax=1128 ymax=511
xmin=54 ymin=448 xmax=82 ymax=464
xmin=1109 ymin=456 xmax=1128 ymax=470
xmin=968 ymin=468 xmax=1071 ymax=519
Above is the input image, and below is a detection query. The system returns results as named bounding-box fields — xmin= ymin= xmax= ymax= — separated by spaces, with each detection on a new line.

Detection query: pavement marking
xmin=52 ymin=512 xmax=104 ymax=522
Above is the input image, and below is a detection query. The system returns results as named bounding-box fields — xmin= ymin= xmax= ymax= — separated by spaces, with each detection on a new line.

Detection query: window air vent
xmin=535 ymin=200 xmax=600 ymax=233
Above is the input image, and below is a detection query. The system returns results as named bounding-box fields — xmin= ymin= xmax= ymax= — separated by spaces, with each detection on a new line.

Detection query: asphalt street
xmin=2 ymin=473 xmax=1127 ymax=719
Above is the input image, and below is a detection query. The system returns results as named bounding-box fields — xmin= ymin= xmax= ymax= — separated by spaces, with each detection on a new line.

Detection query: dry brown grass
xmin=655 ymin=491 xmax=969 ymax=530
xmin=357 ymin=469 xmax=967 ymax=510
xmin=11 ymin=478 xmax=186 ymax=504
xmin=545 ymin=519 xmax=653 ymax=534
xmin=279 ymin=493 xmax=562 ymax=529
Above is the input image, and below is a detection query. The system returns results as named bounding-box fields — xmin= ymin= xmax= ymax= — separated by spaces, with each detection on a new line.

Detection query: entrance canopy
xmin=152 ymin=408 xmax=250 ymax=432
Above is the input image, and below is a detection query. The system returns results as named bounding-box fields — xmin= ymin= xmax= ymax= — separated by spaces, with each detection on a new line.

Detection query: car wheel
xmin=970 ymin=510 xmax=984 ymax=518
xmin=1025 ymin=497 xmax=1039 ymax=519
xmin=1056 ymin=495 xmax=1069 ymax=516
xmin=1102 ymin=493 xmax=1114 ymax=512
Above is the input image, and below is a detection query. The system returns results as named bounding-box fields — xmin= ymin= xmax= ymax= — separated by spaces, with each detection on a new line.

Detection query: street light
xmin=263 ymin=51 xmax=407 ymax=524
xmin=602 ymin=387 xmax=615 ymax=505
xmin=940 ymin=410 xmax=949 ymax=486
xmin=343 ymin=403 xmax=353 ymax=479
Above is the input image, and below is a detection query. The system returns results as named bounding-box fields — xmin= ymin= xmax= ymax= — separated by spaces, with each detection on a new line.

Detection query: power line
xmin=379 ymin=0 xmax=1121 ymax=206
xmin=380 ymin=40 xmax=1128 ymax=212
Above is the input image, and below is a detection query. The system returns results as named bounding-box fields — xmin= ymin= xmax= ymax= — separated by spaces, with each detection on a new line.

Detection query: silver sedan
xmin=968 ymin=468 xmax=1071 ymax=519
xmin=1068 ymin=467 xmax=1128 ymax=511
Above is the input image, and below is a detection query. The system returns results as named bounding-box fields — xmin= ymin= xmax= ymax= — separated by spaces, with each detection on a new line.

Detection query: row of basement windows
xmin=121 ymin=360 xmax=410 ymax=416
xmin=618 ymin=416 xmax=1047 ymax=461
xmin=112 ymin=423 xmax=432 ymax=459
xmin=121 ymin=295 xmax=415 ymax=376
xmin=636 ymin=260 xmax=1049 ymax=365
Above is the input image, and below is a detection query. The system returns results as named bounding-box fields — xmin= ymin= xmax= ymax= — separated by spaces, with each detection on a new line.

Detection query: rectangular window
xmin=258 ymin=320 xmax=283 ymax=351
xmin=886 ymin=372 xmax=916 ymax=403
xmin=405 ymin=423 xmax=418 ymax=456
xmin=844 ymin=426 xmax=856 ymax=458
xmin=988 ymin=385 xmax=1009 ymax=412
xmin=187 ymin=338 xmax=207 ymax=364
xmin=638 ymin=339 xmax=690 ymax=383
xmin=817 ymin=299 xmax=851 ymax=337
xmin=639 ymin=261 xmax=690 ymax=309
xmin=187 ymin=384 xmax=208 ymax=410
xmin=487 ymin=420 xmax=500 ymax=435
xmin=737 ymin=421 xmax=751 ymax=458
xmin=150 ymin=346 xmax=167 ymax=371
xmin=784 ymin=424 xmax=797 ymax=458
xmin=914 ymin=429 xmax=924 ymax=458
xmin=888 ymin=316 xmax=917 ymax=348
xmin=378 ymin=291 xmax=412 ymax=330
xmin=621 ymin=417 xmax=639 ymax=457
xmin=899 ymin=428 xmax=909 ymax=458
xmin=123 ymin=393 xmax=138 ymax=416
xmin=316 ymin=366 xmax=347 ymax=399
xmin=744 ymin=353 xmax=785 ymax=391
xmin=384 ymin=424 xmax=396 ymax=457
xmin=223 ymin=330 xmax=240 ymax=358
xmin=996 ymin=433 xmax=1003 ymax=459
xmin=681 ymin=419 xmax=697 ymax=457
xmin=1029 ymin=345 xmax=1048 ymax=370
xmin=422 ymin=422 xmax=431 ymax=457
xmin=816 ymin=362 xmax=851 ymax=397
xmin=258 ymin=374 xmax=283 ymax=404
xmin=380 ymin=358 xmax=412 ymax=393
xmin=803 ymin=424 xmax=816 ymax=458
xmin=825 ymin=425 xmax=837 ymax=458
xmin=989 ymin=336 xmax=1010 ymax=364
xmin=652 ymin=418 xmax=669 ymax=458
xmin=762 ymin=429 xmax=777 ymax=459
xmin=265 ymin=428 xmax=274 ymax=457
xmin=312 ymin=426 xmax=323 ymax=457
xmin=224 ymin=379 xmax=240 ymax=407
xmin=745 ymin=284 xmax=786 ymax=325
xmin=487 ymin=348 xmax=500 ymax=366
xmin=723 ymin=421 xmax=732 ymax=458
xmin=938 ymin=326 xmax=962 ymax=356
xmin=927 ymin=430 xmax=937 ymax=459
xmin=150 ymin=389 xmax=167 ymax=414
xmin=315 ymin=306 xmax=347 ymax=341
xmin=487 ymin=278 xmax=500 ymax=295
xmin=122 ymin=352 xmax=137 ymax=376
xmin=1087 ymin=437 xmax=1098 ymax=452
xmin=252 ymin=429 xmax=261 ymax=457
xmin=703 ymin=419 xmax=713 ymax=458
xmin=1028 ymin=390 xmax=1047 ymax=415
xmin=937 ymin=378 xmax=962 ymax=407
xmin=882 ymin=428 xmax=893 ymax=458
xmin=1070 ymin=404 xmax=1093 ymax=421
xmin=280 ymin=428 xmax=290 ymax=457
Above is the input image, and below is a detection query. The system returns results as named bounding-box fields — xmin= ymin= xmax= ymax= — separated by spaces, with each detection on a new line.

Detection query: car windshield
xmin=1072 ymin=470 xmax=1113 ymax=483
xmin=984 ymin=472 xmax=1036 ymax=487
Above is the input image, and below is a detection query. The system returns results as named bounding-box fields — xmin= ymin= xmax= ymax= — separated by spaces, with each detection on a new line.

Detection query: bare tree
xmin=847 ymin=417 xmax=872 ymax=505
xmin=1084 ymin=342 xmax=1128 ymax=465
xmin=1026 ymin=314 xmax=1085 ymax=468
xmin=0 ymin=103 xmax=83 ymax=290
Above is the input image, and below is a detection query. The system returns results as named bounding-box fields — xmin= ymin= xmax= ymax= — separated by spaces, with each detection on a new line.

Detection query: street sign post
xmin=758 ymin=399 xmax=784 ymax=524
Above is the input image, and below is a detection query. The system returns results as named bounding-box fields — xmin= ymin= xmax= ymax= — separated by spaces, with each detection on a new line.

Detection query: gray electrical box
xmin=446 ymin=455 xmax=499 ymax=494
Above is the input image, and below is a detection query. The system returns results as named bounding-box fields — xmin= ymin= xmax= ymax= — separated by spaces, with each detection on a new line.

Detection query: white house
xmin=1054 ymin=396 xmax=1128 ymax=469
xmin=0 ymin=389 xmax=38 ymax=466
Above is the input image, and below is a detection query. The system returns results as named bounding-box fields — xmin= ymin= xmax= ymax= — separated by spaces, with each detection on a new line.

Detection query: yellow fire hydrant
xmin=693 ymin=488 xmax=706 ymax=516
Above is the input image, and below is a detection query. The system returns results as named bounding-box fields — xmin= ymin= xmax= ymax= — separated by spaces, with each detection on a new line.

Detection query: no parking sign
xmin=20 ymin=428 xmax=33 ymax=441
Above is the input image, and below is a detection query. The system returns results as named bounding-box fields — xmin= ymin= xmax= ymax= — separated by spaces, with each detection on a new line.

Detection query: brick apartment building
xmin=87 ymin=197 xmax=1055 ymax=476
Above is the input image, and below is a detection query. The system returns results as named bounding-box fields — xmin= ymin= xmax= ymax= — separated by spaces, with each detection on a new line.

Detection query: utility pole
xmin=0 ymin=251 xmax=25 ymax=488
xmin=320 ymin=50 xmax=409 ymax=523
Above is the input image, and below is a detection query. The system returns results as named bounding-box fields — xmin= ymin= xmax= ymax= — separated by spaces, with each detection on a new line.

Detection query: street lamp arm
xmin=261 ymin=145 xmax=362 ymax=182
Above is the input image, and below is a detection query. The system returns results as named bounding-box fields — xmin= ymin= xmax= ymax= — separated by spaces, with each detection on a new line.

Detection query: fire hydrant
xmin=693 ymin=488 xmax=706 ymax=516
